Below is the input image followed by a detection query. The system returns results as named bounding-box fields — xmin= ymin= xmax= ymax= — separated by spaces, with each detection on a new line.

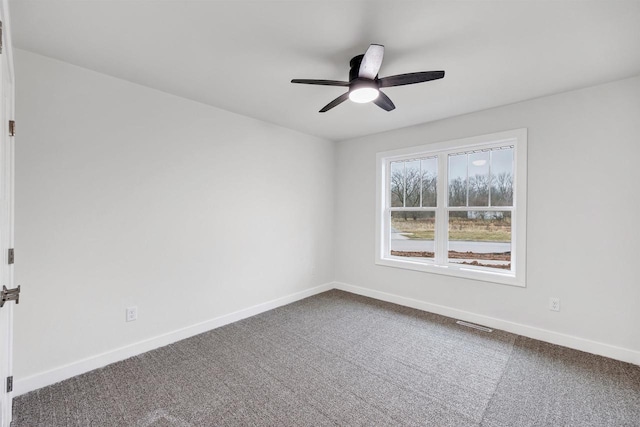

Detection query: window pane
xmin=390 ymin=211 xmax=435 ymax=261
xmin=448 ymin=211 xmax=511 ymax=270
xmin=448 ymin=154 xmax=467 ymax=206
xmin=469 ymin=151 xmax=490 ymax=206
xmin=421 ymin=157 xmax=437 ymax=207
xmin=405 ymin=160 xmax=421 ymax=207
xmin=490 ymin=148 xmax=514 ymax=206
xmin=390 ymin=161 xmax=404 ymax=207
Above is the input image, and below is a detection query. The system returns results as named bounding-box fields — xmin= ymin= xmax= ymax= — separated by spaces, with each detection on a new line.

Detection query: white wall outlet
xmin=549 ymin=297 xmax=560 ymax=312
xmin=126 ymin=306 xmax=138 ymax=322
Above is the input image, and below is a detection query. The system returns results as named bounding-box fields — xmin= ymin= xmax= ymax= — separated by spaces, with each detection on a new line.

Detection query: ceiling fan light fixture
xmin=349 ymin=87 xmax=379 ymax=103
xmin=348 ymin=79 xmax=379 ymax=103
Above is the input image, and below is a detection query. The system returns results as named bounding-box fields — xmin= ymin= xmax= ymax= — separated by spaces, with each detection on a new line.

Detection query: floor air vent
xmin=456 ymin=320 xmax=493 ymax=333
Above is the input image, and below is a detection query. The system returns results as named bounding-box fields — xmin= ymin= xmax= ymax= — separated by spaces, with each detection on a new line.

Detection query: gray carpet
xmin=12 ymin=290 xmax=640 ymax=426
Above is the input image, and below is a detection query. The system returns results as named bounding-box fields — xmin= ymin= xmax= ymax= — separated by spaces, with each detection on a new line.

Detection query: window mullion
xmin=488 ymin=150 xmax=492 ymax=206
xmin=383 ymin=160 xmax=391 ymax=259
xmin=435 ymin=154 xmax=448 ymax=265
xmin=419 ymin=159 xmax=423 ymax=207
xmin=402 ymin=162 xmax=406 ymax=207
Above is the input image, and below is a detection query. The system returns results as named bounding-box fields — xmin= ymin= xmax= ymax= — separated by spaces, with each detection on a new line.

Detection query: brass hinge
xmin=6 ymin=376 xmax=12 ymax=393
xmin=8 ymin=248 xmax=14 ymax=264
xmin=8 ymin=120 xmax=15 ymax=137
xmin=0 ymin=285 xmax=20 ymax=307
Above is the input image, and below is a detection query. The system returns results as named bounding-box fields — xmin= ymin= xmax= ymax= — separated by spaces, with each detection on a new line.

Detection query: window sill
xmin=375 ymin=257 xmax=525 ymax=287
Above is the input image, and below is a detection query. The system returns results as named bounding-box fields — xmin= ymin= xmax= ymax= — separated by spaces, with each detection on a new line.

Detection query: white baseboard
xmin=15 ymin=280 xmax=639 ymax=396
xmin=14 ymin=283 xmax=333 ymax=396
xmin=332 ymin=281 xmax=640 ymax=366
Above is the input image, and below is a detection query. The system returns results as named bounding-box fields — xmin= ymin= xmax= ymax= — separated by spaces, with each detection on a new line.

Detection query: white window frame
xmin=375 ymin=129 xmax=527 ymax=287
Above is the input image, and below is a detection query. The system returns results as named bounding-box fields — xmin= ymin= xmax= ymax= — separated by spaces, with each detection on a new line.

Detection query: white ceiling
xmin=9 ymin=0 xmax=640 ymax=141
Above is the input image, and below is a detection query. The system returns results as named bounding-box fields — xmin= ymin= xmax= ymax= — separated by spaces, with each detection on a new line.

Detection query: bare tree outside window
xmin=491 ymin=171 xmax=513 ymax=206
xmin=390 ymin=162 xmax=404 ymax=207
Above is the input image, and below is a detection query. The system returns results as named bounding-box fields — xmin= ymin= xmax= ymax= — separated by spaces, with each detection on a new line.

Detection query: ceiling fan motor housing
xmin=348 ymin=78 xmax=379 ymax=94
xmin=349 ymin=54 xmax=369 ymax=82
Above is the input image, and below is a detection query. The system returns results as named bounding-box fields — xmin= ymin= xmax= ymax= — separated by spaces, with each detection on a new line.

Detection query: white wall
xmin=14 ymin=50 xmax=335 ymax=381
xmin=335 ymin=76 xmax=640 ymax=361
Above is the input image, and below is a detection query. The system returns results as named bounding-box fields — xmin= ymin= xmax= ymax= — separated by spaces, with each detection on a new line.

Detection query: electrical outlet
xmin=549 ymin=297 xmax=560 ymax=312
xmin=126 ymin=306 xmax=138 ymax=322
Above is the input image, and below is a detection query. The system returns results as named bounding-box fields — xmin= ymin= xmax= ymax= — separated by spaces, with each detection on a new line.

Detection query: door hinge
xmin=0 ymin=21 xmax=3 ymax=55
xmin=8 ymin=120 xmax=15 ymax=137
xmin=6 ymin=376 xmax=12 ymax=393
xmin=8 ymin=248 xmax=14 ymax=264
xmin=0 ymin=285 xmax=20 ymax=307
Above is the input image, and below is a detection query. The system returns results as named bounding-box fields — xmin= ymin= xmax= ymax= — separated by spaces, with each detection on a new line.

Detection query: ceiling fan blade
xmin=319 ymin=92 xmax=350 ymax=113
xmin=378 ymin=71 xmax=445 ymax=88
xmin=358 ymin=44 xmax=384 ymax=79
xmin=373 ymin=91 xmax=395 ymax=111
xmin=291 ymin=79 xmax=349 ymax=86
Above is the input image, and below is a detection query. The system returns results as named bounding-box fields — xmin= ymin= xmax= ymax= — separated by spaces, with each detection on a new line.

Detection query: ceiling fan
xmin=291 ymin=44 xmax=445 ymax=113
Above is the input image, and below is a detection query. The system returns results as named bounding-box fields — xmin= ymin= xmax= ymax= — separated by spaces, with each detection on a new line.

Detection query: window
xmin=376 ymin=129 xmax=527 ymax=287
